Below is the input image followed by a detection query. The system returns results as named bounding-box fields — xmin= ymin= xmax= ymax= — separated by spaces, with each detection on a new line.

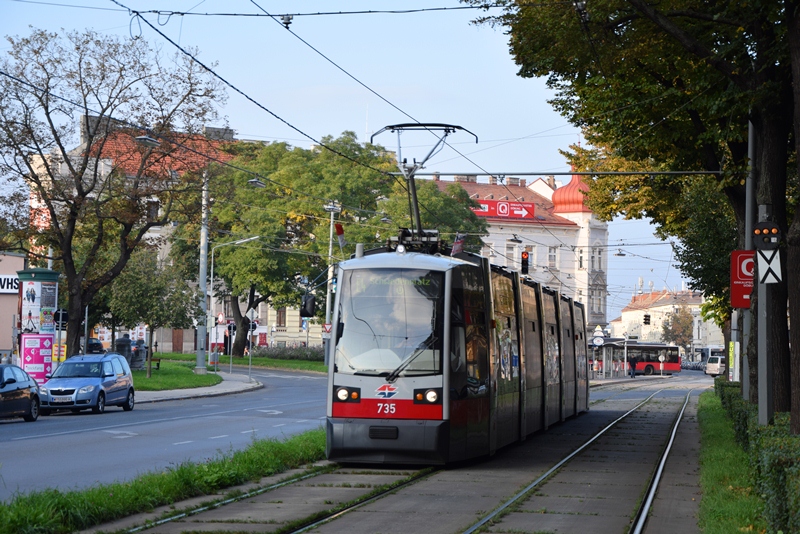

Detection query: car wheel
xmin=23 ymin=397 xmax=40 ymax=422
xmin=92 ymin=392 xmax=106 ymax=414
xmin=122 ymin=389 xmax=135 ymax=411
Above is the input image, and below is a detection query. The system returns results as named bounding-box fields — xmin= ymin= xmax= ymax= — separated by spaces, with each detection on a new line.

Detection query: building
xmin=433 ymin=172 xmax=609 ymax=331
xmin=608 ymin=289 xmax=724 ymax=359
xmin=0 ymin=253 xmax=26 ymax=359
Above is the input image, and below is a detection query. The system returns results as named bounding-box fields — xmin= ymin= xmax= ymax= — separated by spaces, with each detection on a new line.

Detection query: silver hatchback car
xmin=40 ymin=353 xmax=135 ymax=415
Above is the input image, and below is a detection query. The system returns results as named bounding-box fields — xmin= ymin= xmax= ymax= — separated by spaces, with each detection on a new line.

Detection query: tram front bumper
xmin=326 ymin=417 xmax=450 ymax=465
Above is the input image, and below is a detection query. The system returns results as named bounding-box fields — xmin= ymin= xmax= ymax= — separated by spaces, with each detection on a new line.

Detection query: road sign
xmin=730 ymin=250 xmax=755 ymax=307
xmin=54 ymin=309 xmax=68 ymax=328
xmin=757 ymin=249 xmax=782 ymax=284
xmin=471 ymin=199 xmax=536 ymax=219
xmin=322 ymin=323 xmax=332 ymax=340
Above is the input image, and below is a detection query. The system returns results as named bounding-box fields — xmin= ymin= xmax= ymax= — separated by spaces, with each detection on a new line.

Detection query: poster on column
xmin=20 ymin=280 xmax=58 ymax=334
xmin=21 ymin=333 xmax=55 ymax=384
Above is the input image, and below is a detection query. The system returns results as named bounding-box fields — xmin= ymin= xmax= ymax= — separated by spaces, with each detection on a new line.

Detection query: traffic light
xmin=300 ymin=294 xmax=316 ymax=317
xmin=521 ymin=251 xmax=529 ymax=274
xmin=753 ymin=221 xmax=781 ymax=250
xmin=643 ymin=314 xmax=651 ymax=325
xmin=249 ymin=321 xmax=257 ymax=332
xmin=227 ymin=323 xmax=236 ymax=335
xmin=330 ymin=277 xmax=337 ymax=294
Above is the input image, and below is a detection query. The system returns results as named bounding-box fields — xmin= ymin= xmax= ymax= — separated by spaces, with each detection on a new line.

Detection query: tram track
xmin=462 ymin=388 xmax=696 ymax=534
xmin=120 ymin=464 xmax=437 ymax=534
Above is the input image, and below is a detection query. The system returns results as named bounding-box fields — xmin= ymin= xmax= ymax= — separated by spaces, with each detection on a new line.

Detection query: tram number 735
xmin=377 ymin=403 xmax=396 ymax=415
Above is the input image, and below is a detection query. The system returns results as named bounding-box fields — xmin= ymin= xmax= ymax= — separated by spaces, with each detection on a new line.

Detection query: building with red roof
xmin=431 ymin=171 xmax=608 ymax=330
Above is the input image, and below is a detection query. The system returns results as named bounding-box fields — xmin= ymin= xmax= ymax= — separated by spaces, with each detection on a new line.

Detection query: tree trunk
xmin=785 ymin=1 xmax=800 ymax=433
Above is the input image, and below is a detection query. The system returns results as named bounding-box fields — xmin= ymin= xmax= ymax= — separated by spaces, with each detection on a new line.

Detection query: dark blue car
xmin=0 ymin=364 xmax=40 ymax=422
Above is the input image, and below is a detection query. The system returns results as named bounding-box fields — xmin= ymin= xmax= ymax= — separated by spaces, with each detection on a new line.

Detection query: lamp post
xmin=323 ymin=202 xmax=341 ymax=365
xmin=196 ymin=170 xmax=210 ymax=374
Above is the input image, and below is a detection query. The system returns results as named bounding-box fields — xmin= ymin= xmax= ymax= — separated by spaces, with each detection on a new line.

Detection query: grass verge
xmin=159 ymin=352 xmax=327 ymax=374
xmin=698 ymin=390 xmax=766 ymax=533
xmin=0 ymin=429 xmax=326 ymax=534
xmin=131 ymin=360 xmax=223 ymax=391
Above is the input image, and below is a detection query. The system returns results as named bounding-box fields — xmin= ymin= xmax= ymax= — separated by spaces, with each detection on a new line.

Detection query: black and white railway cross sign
xmin=756 ymin=249 xmax=782 ymax=284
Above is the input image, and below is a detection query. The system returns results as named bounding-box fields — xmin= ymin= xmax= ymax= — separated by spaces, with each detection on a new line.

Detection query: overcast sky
xmin=1 ymin=0 xmax=687 ymax=321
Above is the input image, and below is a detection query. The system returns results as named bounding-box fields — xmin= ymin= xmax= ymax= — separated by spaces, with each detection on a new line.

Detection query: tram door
xmin=561 ymin=297 xmax=576 ymax=420
xmin=573 ymin=303 xmax=588 ymax=413
xmin=492 ymin=271 xmax=521 ymax=449
xmin=542 ymin=289 xmax=561 ymax=428
xmin=521 ymin=283 xmax=544 ymax=435
xmin=448 ymin=266 xmax=490 ymax=461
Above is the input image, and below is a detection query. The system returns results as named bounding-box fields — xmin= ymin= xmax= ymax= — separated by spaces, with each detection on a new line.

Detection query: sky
xmin=1 ymin=0 xmax=688 ymax=320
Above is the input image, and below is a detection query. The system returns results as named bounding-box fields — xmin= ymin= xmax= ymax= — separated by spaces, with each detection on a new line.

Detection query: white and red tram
xmin=326 ymin=243 xmax=588 ymax=464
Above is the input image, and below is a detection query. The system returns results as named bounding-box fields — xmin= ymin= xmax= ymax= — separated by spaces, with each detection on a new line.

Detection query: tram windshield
xmin=334 ymin=268 xmax=443 ymax=378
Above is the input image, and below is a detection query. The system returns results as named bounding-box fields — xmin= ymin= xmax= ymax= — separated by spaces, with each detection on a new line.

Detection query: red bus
xmin=591 ymin=339 xmax=681 ymax=376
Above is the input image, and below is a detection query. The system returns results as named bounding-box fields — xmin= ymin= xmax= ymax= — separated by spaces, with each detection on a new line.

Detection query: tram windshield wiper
xmin=385 ymin=337 xmax=437 ymax=383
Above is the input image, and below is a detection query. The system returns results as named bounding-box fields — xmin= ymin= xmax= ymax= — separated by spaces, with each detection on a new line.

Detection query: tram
xmin=324 ymin=234 xmax=589 ymax=464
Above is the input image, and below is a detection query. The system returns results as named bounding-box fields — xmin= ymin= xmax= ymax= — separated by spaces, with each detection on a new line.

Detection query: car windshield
xmin=333 ymin=268 xmax=443 ymax=377
xmin=51 ymin=362 xmax=103 ymax=378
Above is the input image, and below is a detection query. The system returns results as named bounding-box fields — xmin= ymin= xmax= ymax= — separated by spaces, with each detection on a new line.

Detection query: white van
xmin=704 ymin=355 xmax=726 ymax=377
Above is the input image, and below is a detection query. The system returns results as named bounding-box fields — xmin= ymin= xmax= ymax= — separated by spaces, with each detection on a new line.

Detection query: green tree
xmin=196 ymin=133 xmax=487 ymax=356
xmin=469 ymin=0 xmax=794 ymax=416
xmin=661 ymin=305 xmax=694 ymax=352
xmin=0 ymin=28 xmax=225 ymax=357
xmin=109 ymin=247 xmax=201 ymax=377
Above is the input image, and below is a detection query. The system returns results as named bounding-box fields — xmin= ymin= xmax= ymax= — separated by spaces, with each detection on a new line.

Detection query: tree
xmin=197 ymin=133 xmax=488 ymax=356
xmin=469 ymin=0 xmax=795 ymax=417
xmin=109 ymin=247 xmax=201 ymax=377
xmin=661 ymin=306 xmax=694 ymax=353
xmin=0 ymin=28 xmax=225 ymax=356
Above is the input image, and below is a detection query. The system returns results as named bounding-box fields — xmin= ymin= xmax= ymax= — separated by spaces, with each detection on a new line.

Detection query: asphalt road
xmin=0 ymin=368 xmax=328 ymax=502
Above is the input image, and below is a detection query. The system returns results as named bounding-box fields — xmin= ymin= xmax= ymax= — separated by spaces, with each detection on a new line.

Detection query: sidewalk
xmin=136 ymin=370 xmax=263 ymax=403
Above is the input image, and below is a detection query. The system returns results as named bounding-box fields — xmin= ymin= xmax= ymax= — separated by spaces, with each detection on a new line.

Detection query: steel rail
xmin=463 ymin=389 xmax=667 ymax=534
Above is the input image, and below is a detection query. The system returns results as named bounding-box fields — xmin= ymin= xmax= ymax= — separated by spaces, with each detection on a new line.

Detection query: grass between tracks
xmin=0 ymin=430 xmax=327 ymax=534
xmin=698 ymin=390 xmax=767 ymax=533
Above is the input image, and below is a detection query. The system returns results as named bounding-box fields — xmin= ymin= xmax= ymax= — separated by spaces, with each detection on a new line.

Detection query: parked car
xmin=86 ymin=337 xmax=105 ymax=354
xmin=0 ymin=364 xmax=40 ymax=422
xmin=704 ymin=355 xmax=726 ymax=377
xmin=40 ymin=353 xmax=134 ymax=415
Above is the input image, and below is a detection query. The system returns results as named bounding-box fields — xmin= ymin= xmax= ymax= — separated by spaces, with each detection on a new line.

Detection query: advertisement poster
xmin=21 ymin=333 xmax=55 ymax=384
xmin=20 ymin=280 xmax=58 ymax=334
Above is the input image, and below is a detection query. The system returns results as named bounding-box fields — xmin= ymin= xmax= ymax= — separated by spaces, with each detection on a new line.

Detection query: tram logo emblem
xmin=375 ymin=384 xmax=398 ymax=398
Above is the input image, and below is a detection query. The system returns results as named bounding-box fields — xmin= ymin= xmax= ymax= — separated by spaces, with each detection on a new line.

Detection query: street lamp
xmin=209 ymin=236 xmax=261 ymax=323
xmin=196 ymin=170 xmax=210 ymax=374
xmin=323 ymin=202 xmax=342 ymax=365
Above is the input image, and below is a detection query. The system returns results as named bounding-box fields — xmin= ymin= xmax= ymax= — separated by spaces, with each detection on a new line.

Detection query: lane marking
xmin=273 ymin=424 xmax=286 ymax=427
xmin=173 ymin=441 xmax=193 ymax=445
xmin=209 ymin=435 xmax=229 ymax=439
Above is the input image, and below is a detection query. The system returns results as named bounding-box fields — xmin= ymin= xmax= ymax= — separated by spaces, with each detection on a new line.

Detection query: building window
xmin=526 ymin=245 xmax=534 ymax=268
xmin=506 ymin=243 xmax=516 ymax=268
xmin=548 ymin=247 xmax=557 ymax=269
xmin=597 ymin=248 xmax=603 ymax=271
xmin=277 ymin=307 xmax=286 ymax=328
xmin=579 ymin=248 xmax=584 ymax=269
xmin=591 ymin=248 xmax=596 ymax=270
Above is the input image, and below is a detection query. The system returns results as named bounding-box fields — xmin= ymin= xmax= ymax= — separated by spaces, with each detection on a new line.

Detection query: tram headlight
xmin=334 ymin=386 xmax=361 ymax=402
xmin=413 ymin=387 xmax=442 ymax=404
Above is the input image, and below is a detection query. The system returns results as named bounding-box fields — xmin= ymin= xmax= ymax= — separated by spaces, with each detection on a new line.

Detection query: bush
xmin=757 ymin=435 xmax=800 ymax=533
xmin=250 ymin=345 xmax=324 ymax=362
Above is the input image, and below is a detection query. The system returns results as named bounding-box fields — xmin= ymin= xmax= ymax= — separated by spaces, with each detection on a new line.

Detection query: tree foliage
xmin=187 ymin=133 xmax=487 ymax=356
xmin=109 ymin=247 xmax=201 ymax=376
xmin=467 ymin=0 xmax=797 ymax=416
xmin=661 ymin=305 xmax=694 ymax=351
xmin=0 ymin=28 xmax=225 ymax=356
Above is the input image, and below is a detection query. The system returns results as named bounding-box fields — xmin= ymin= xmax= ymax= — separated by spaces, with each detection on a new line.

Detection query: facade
xmin=0 ymin=253 xmax=26 ymax=359
xmin=433 ymin=173 xmax=609 ymax=331
xmin=608 ymin=289 xmax=724 ymax=359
